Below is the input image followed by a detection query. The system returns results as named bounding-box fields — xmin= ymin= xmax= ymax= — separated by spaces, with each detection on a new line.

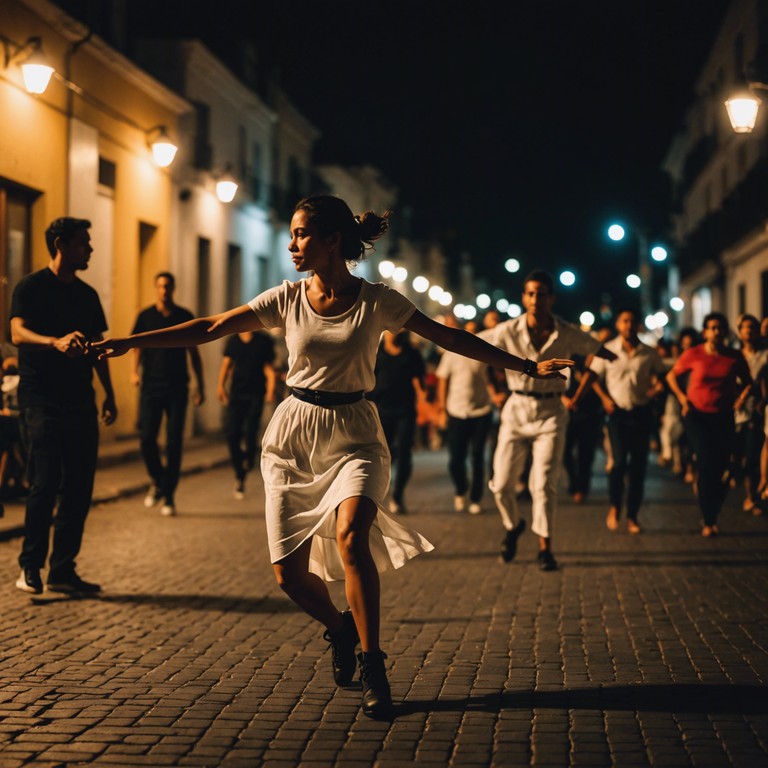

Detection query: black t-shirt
xmin=224 ymin=332 xmax=275 ymax=400
xmin=368 ymin=344 xmax=425 ymax=414
xmin=10 ymin=269 xmax=107 ymax=409
xmin=132 ymin=305 xmax=194 ymax=394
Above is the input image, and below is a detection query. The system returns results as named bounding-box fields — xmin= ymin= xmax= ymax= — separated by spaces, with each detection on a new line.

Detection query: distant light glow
xmin=608 ymin=224 xmax=626 ymax=242
xmin=654 ymin=311 xmax=669 ymax=328
xmin=438 ymin=291 xmax=452 ymax=307
xmin=559 ymin=270 xmax=576 ymax=287
xmin=477 ymin=293 xmax=491 ymax=309
xmin=508 ymin=303 xmax=522 ymax=318
xmin=580 ymin=311 xmax=595 ymax=328
xmin=650 ymin=246 xmax=668 ymax=262
xmin=392 ymin=266 xmax=408 ymax=283
xmin=428 ymin=285 xmax=444 ymax=301
xmin=496 ymin=298 xmax=510 ymax=313
xmin=670 ymin=296 xmax=685 ymax=312
xmin=378 ymin=260 xmax=395 ymax=278
xmin=505 ymin=258 xmax=520 ymax=273
xmin=645 ymin=313 xmax=659 ymax=330
xmin=626 ymin=273 xmax=641 ymax=289
xmin=725 ymin=94 xmax=760 ymax=134
xmin=412 ymin=275 xmax=429 ymax=293
xmin=22 ymin=63 xmax=54 ymax=94
xmin=464 ymin=305 xmax=477 ymax=320
xmin=453 ymin=304 xmax=466 ymax=319
xmin=216 ymin=179 xmax=238 ymax=204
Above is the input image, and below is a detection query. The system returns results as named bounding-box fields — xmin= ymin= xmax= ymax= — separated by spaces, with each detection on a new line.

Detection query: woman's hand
xmin=90 ymin=337 xmax=132 ymax=359
xmin=531 ymin=358 xmax=574 ymax=380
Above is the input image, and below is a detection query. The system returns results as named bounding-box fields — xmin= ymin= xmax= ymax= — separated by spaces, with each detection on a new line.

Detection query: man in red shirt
xmin=667 ymin=312 xmax=752 ymax=536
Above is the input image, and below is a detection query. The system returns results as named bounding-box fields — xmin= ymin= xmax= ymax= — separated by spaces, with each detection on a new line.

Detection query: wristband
xmin=522 ymin=359 xmax=537 ymax=377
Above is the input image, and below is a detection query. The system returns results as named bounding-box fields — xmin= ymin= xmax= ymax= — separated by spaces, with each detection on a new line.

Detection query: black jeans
xmin=563 ymin=410 xmax=603 ymax=496
xmin=685 ymin=407 xmax=734 ymax=527
xmin=18 ymin=403 xmax=99 ymax=579
xmin=139 ymin=389 xmax=188 ymax=503
xmin=226 ymin=394 xmax=266 ymax=480
xmin=606 ymin=404 xmax=653 ymax=521
xmin=447 ymin=413 xmax=492 ymax=501
xmin=378 ymin=410 xmax=416 ymax=504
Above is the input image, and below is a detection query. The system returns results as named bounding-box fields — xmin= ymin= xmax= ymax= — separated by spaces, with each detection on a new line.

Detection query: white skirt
xmin=260 ymin=395 xmax=434 ymax=581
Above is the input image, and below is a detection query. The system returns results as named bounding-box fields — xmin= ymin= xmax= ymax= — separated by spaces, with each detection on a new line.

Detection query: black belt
xmin=290 ymin=387 xmax=364 ymax=406
xmin=509 ymin=390 xmax=560 ymax=400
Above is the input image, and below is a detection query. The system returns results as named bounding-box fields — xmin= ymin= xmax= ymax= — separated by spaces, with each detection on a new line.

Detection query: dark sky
xmin=122 ymin=0 xmax=730 ymax=320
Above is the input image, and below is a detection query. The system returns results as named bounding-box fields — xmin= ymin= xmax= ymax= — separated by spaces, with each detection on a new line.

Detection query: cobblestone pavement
xmin=1 ymin=448 xmax=767 ymax=767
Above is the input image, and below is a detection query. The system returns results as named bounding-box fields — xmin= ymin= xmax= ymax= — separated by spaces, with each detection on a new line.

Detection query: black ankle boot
xmin=357 ymin=650 xmax=392 ymax=717
xmin=322 ymin=610 xmax=359 ymax=686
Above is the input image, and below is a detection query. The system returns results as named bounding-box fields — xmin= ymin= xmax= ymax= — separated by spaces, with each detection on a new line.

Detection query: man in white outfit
xmin=481 ymin=270 xmax=615 ymax=571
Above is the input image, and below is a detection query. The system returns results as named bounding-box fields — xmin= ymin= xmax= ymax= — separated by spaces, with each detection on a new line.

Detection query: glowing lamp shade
xmin=216 ymin=178 xmax=238 ymax=203
xmin=150 ymin=129 xmax=178 ymax=168
xmin=725 ymin=94 xmax=760 ymax=133
xmin=21 ymin=61 xmax=54 ymax=94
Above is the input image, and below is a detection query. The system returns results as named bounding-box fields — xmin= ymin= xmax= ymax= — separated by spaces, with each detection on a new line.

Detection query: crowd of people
xmin=6 ymin=200 xmax=766 ymax=721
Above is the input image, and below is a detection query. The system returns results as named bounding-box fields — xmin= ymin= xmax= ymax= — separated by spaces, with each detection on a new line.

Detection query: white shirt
xmin=249 ymin=279 xmax=415 ymax=392
xmin=589 ymin=335 xmax=666 ymax=410
xmin=479 ymin=314 xmax=601 ymax=394
xmin=436 ymin=350 xmax=492 ymax=419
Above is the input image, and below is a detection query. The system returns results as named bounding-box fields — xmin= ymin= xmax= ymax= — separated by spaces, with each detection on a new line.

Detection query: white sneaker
xmin=468 ymin=502 xmax=482 ymax=515
xmin=234 ymin=480 xmax=245 ymax=500
xmin=144 ymin=485 xmax=161 ymax=508
xmin=454 ymin=495 xmax=467 ymax=512
xmin=160 ymin=503 xmax=176 ymax=517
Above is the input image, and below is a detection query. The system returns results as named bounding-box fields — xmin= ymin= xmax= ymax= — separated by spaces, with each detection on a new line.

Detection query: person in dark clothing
xmin=131 ymin=272 xmax=205 ymax=517
xmin=562 ymin=355 xmax=604 ymax=504
xmin=217 ymin=330 xmax=277 ymax=498
xmin=10 ymin=217 xmax=117 ymax=595
xmin=367 ymin=329 xmax=426 ymax=514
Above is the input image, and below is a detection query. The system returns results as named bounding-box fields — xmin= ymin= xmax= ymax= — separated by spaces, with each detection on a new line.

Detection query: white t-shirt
xmin=479 ymin=314 xmax=601 ymax=394
xmin=590 ymin=335 xmax=666 ymax=410
xmin=435 ymin=351 xmax=492 ymax=418
xmin=249 ymin=278 xmax=415 ymax=392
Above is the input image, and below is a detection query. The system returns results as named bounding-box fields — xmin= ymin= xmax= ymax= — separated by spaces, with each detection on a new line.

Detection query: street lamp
xmin=724 ymin=81 xmax=768 ymax=133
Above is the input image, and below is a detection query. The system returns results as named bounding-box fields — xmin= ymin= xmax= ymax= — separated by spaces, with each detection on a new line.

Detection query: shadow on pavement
xmin=31 ymin=593 xmax=300 ymax=613
xmin=394 ymin=683 xmax=767 ymax=716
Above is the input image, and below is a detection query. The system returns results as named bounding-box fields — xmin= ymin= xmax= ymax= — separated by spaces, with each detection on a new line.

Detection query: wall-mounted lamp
xmin=725 ymin=81 xmax=768 ymax=133
xmin=147 ymin=125 xmax=178 ymax=168
xmin=215 ymin=166 xmax=238 ymax=204
xmin=1 ymin=35 xmax=55 ymax=94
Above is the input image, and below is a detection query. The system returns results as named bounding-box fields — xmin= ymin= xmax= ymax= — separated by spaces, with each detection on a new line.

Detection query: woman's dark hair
xmin=703 ymin=311 xmax=729 ymax=335
xmin=294 ymin=195 xmax=389 ymax=263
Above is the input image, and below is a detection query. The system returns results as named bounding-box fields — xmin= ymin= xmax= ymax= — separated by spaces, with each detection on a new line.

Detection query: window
xmin=226 ymin=243 xmax=242 ymax=308
xmin=257 ymin=255 xmax=269 ymax=293
xmin=0 ymin=180 xmax=39 ymax=345
xmin=738 ymin=283 xmax=746 ymax=315
xmin=238 ymin=125 xmax=247 ymax=182
xmin=197 ymin=237 xmax=211 ymax=316
xmin=251 ymin=142 xmax=262 ymax=202
xmin=98 ymin=157 xmax=116 ymax=189
xmin=192 ymin=102 xmax=212 ymax=170
xmin=734 ymin=32 xmax=744 ymax=79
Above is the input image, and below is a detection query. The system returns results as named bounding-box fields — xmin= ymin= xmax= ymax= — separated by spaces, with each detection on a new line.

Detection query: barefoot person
xmin=93 ymin=195 xmax=572 ymax=717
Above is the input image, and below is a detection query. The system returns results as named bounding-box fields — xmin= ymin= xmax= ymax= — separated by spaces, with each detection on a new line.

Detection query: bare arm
xmin=11 ymin=316 xmax=88 ymax=357
xmin=590 ymin=376 xmax=616 ymax=414
xmin=666 ymin=368 xmax=689 ymax=415
xmin=91 ymin=333 xmax=117 ymax=425
xmin=264 ymin=363 xmax=276 ymax=403
xmin=92 ymin=305 xmax=263 ymax=358
xmin=404 ymin=310 xmax=572 ymax=379
xmin=217 ymin=357 xmax=233 ymax=404
xmin=131 ymin=348 xmax=142 ymax=387
xmin=189 ymin=346 xmax=206 ymax=406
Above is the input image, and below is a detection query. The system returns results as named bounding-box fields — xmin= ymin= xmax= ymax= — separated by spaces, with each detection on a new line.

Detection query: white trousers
xmin=489 ymin=394 xmax=567 ymax=539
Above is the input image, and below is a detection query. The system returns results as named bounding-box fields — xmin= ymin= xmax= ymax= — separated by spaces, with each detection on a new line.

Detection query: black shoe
xmin=499 ymin=519 xmax=526 ymax=563
xmin=322 ymin=610 xmax=359 ymax=686
xmin=538 ymin=550 xmax=558 ymax=572
xmin=16 ymin=568 xmax=43 ymax=594
xmin=46 ymin=573 xmax=102 ymax=594
xmin=358 ymin=650 xmax=392 ymax=718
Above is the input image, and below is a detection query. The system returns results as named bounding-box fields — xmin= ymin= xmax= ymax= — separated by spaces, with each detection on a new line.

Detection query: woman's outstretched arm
xmin=92 ymin=305 xmax=264 ymax=359
xmin=404 ymin=310 xmax=572 ymax=379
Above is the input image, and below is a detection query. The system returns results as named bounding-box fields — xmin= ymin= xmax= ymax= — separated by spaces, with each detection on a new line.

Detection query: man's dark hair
xmin=45 ymin=217 xmax=91 ymax=257
xmin=155 ymin=271 xmax=176 ymax=286
xmin=615 ymin=306 xmax=641 ymax=321
xmin=703 ymin=311 xmax=729 ymax=335
xmin=738 ymin=313 xmax=759 ymax=328
xmin=522 ymin=269 xmax=554 ymax=293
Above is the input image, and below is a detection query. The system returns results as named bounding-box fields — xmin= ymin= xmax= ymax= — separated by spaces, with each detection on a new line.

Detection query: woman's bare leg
xmin=336 ymin=496 xmax=380 ymax=651
xmin=273 ymin=539 xmax=342 ymax=631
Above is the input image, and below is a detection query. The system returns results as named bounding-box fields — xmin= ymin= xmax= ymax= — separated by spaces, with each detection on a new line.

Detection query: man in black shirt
xmin=10 ymin=217 xmax=117 ymax=594
xmin=217 ymin=331 xmax=276 ymax=498
xmin=367 ymin=329 xmax=426 ymax=514
xmin=131 ymin=273 xmax=205 ymax=516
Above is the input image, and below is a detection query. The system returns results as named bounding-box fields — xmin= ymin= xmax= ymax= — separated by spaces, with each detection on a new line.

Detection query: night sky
xmin=122 ymin=0 xmax=730 ymax=321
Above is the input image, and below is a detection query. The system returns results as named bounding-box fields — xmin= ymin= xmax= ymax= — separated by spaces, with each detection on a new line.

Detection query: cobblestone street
xmin=0 ymin=447 xmax=767 ymax=767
